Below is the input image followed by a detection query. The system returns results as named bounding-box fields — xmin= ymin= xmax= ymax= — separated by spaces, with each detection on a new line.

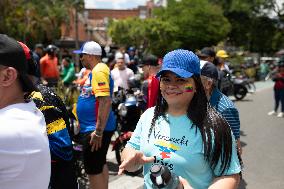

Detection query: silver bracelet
xmin=94 ymin=131 xmax=103 ymax=137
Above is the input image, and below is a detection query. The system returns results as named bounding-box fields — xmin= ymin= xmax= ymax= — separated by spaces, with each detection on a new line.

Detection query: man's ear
xmin=0 ymin=67 xmax=18 ymax=87
xmin=204 ymin=80 xmax=213 ymax=91
xmin=208 ymin=80 xmax=214 ymax=90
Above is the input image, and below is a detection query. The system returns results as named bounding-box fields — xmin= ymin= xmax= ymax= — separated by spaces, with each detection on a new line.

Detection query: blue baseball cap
xmin=156 ymin=49 xmax=200 ymax=78
xmin=73 ymin=41 xmax=102 ymax=56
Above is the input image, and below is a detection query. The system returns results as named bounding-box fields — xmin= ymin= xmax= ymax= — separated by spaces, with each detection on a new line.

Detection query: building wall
xmin=87 ymin=9 xmax=140 ymax=20
xmin=59 ymin=3 xmax=153 ymax=47
xmin=60 ymin=9 xmax=89 ymax=42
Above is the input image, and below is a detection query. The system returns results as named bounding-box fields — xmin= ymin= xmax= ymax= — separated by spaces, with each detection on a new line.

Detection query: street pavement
xmin=234 ymin=81 xmax=284 ymax=189
xmin=107 ymin=80 xmax=284 ymax=189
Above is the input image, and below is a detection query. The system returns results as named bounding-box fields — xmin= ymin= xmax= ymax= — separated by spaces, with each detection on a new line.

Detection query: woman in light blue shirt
xmin=118 ymin=49 xmax=241 ymax=189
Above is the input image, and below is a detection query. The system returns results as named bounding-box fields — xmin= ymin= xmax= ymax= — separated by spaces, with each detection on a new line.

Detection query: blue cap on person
xmin=73 ymin=41 xmax=102 ymax=56
xmin=156 ymin=49 xmax=200 ymax=78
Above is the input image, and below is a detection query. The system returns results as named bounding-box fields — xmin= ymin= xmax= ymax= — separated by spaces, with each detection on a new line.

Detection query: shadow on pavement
xmin=240 ymin=141 xmax=247 ymax=148
xmin=232 ymin=98 xmax=253 ymax=103
xmin=107 ymin=161 xmax=143 ymax=177
xmin=107 ymin=161 xmax=119 ymax=175
xmin=240 ymin=130 xmax=247 ymax=148
xmin=240 ymin=130 xmax=247 ymax=137
xmin=238 ymin=178 xmax=248 ymax=189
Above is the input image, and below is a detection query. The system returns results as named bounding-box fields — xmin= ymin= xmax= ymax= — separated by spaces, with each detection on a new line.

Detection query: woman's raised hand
xmin=118 ymin=149 xmax=154 ymax=175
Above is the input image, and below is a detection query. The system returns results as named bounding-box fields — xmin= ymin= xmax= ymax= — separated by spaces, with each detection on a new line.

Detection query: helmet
xmin=216 ymin=50 xmax=229 ymax=58
xmin=46 ymin=44 xmax=58 ymax=54
xmin=128 ymin=46 xmax=135 ymax=52
xmin=127 ymin=74 xmax=141 ymax=89
xmin=124 ymin=96 xmax=137 ymax=107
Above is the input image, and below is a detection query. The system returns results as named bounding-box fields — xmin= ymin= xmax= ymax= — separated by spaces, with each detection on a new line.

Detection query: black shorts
xmin=49 ymin=159 xmax=78 ymax=189
xmin=79 ymin=131 xmax=114 ymax=175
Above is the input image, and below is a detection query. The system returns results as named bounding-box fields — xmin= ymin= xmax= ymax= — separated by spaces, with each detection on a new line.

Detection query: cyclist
xmin=19 ymin=42 xmax=77 ymax=189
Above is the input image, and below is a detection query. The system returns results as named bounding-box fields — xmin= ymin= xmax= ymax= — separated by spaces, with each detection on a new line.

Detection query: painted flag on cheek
xmin=184 ymin=85 xmax=193 ymax=92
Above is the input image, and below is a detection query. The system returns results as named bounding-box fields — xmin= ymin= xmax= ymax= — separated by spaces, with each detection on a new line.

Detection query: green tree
xmin=109 ymin=0 xmax=230 ymax=55
xmin=108 ymin=18 xmax=145 ymax=48
xmin=143 ymin=18 xmax=180 ymax=57
xmin=108 ymin=17 xmax=179 ymax=57
xmin=210 ymin=0 xmax=284 ymax=53
xmin=154 ymin=0 xmax=231 ymax=50
xmin=0 ymin=0 xmax=84 ymax=47
xmin=249 ymin=16 xmax=278 ymax=54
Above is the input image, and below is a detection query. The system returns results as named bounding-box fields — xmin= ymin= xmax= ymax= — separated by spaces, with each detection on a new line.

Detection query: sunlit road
xmin=107 ymin=81 xmax=284 ymax=189
xmin=235 ymin=82 xmax=284 ymax=189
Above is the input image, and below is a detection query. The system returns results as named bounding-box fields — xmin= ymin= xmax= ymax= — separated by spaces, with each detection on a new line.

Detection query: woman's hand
xmin=179 ymin=177 xmax=194 ymax=189
xmin=118 ymin=148 xmax=154 ymax=175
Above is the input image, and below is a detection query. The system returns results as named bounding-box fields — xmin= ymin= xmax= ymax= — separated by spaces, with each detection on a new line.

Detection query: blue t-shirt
xmin=126 ymin=107 xmax=241 ymax=189
xmin=77 ymin=64 xmax=116 ymax=133
xmin=210 ymin=88 xmax=240 ymax=139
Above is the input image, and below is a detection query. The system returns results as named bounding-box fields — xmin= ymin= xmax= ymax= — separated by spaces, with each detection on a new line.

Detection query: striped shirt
xmin=210 ymin=88 xmax=240 ymax=139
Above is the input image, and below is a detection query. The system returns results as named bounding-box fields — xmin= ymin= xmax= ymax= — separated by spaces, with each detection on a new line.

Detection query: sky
xmin=84 ymin=0 xmax=147 ymax=9
xmin=84 ymin=0 xmax=283 ymax=14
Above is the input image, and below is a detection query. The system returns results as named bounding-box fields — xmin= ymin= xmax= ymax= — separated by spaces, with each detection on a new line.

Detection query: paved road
xmin=235 ymin=82 xmax=284 ymax=189
xmin=107 ymin=80 xmax=284 ymax=189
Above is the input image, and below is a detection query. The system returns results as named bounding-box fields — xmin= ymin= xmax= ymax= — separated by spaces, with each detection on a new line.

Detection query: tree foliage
xmin=210 ymin=0 xmax=284 ymax=54
xmin=154 ymin=0 xmax=231 ymax=50
xmin=109 ymin=0 xmax=230 ymax=56
xmin=2 ymin=0 xmax=282 ymax=55
xmin=0 ymin=0 xmax=84 ymax=47
xmin=108 ymin=17 xmax=179 ymax=57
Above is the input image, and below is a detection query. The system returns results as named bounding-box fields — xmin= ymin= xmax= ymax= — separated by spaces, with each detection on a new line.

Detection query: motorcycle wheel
xmin=234 ymin=86 xmax=247 ymax=100
xmin=73 ymin=148 xmax=89 ymax=189
xmin=115 ymin=141 xmax=142 ymax=176
xmin=247 ymin=83 xmax=256 ymax=93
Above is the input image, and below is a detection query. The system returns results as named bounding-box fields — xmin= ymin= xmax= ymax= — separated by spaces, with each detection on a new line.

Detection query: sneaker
xmin=277 ymin=112 xmax=284 ymax=118
xmin=268 ymin=110 xmax=277 ymax=116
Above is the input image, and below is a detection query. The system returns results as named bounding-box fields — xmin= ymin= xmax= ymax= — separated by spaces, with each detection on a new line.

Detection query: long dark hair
xmin=148 ymin=75 xmax=233 ymax=175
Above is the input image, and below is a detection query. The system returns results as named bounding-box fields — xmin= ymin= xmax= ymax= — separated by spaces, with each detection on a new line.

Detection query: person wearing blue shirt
xmin=200 ymin=62 xmax=242 ymax=156
xmin=74 ymin=41 xmax=116 ymax=189
xmin=118 ymin=50 xmax=241 ymax=189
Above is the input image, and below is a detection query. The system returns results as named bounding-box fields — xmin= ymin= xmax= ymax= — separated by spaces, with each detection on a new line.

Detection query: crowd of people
xmin=2 ymin=33 xmax=283 ymax=189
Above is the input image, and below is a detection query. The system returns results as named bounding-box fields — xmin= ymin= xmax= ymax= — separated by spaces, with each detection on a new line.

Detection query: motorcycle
xmin=68 ymin=106 xmax=89 ymax=189
xmin=221 ymin=71 xmax=255 ymax=100
xmin=73 ymin=141 xmax=89 ymax=189
xmin=111 ymin=76 xmax=144 ymax=174
xmin=231 ymin=76 xmax=249 ymax=100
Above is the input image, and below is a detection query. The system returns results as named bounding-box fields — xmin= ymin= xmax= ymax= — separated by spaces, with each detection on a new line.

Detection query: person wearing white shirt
xmin=111 ymin=52 xmax=134 ymax=92
xmin=0 ymin=34 xmax=50 ymax=189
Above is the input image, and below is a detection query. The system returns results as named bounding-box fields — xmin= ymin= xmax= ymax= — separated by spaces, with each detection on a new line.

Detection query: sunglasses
xmin=79 ymin=53 xmax=88 ymax=59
